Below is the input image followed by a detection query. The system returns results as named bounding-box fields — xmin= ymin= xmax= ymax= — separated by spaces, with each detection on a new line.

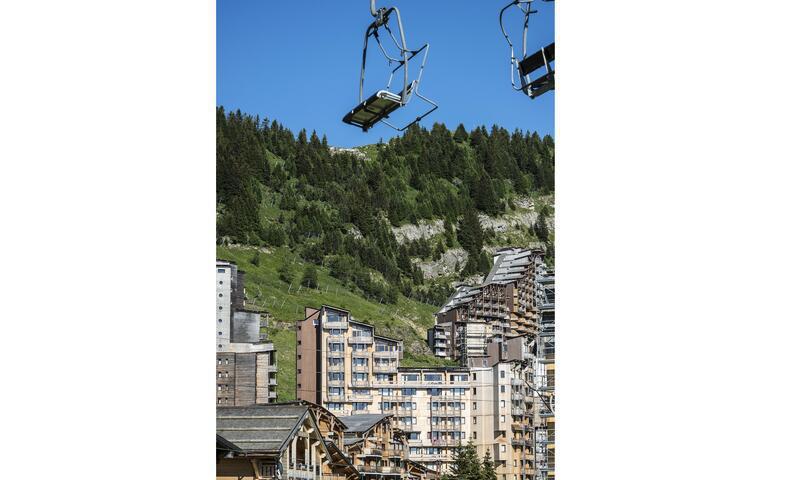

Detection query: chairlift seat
xmin=518 ymin=42 xmax=555 ymax=99
xmin=518 ymin=42 xmax=555 ymax=77
xmin=343 ymin=83 xmax=415 ymax=132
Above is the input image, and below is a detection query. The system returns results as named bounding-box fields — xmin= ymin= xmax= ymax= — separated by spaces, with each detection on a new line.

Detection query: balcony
xmin=359 ymin=447 xmax=383 ymax=457
xmin=265 ymin=365 xmax=278 ymax=373
xmin=511 ymin=392 xmax=524 ymax=401
xmin=324 ymin=321 xmax=348 ymax=329
xmin=373 ymin=364 xmax=397 ymax=373
xmin=327 ymin=394 xmax=346 ymax=402
xmin=269 ymin=391 xmax=277 ymax=399
xmin=327 ymin=363 xmax=344 ymax=372
xmin=357 ymin=465 xmax=403 ymax=475
xmin=327 ymin=334 xmax=345 ymax=343
xmin=431 ymin=438 xmax=461 ymax=447
xmin=352 ymin=364 xmax=370 ymax=373
xmin=328 ymin=378 xmax=345 ymax=386
xmin=327 ymin=351 xmax=345 ymax=359
xmin=269 ymin=377 xmax=278 ymax=385
xmin=434 ymin=332 xmax=446 ymax=339
xmin=511 ymin=420 xmax=529 ymax=431
xmin=373 ymin=350 xmax=398 ymax=358
xmin=351 ymin=379 xmax=371 ymax=388
xmin=511 ymin=407 xmax=525 ymax=416
xmin=511 ymin=378 xmax=524 ymax=386
xmin=349 ymin=336 xmax=374 ymax=345
xmin=349 ymin=393 xmax=372 ymax=402
xmin=286 ymin=467 xmax=315 ymax=480
xmin=410 ymin=453 xmax=450 ymax=462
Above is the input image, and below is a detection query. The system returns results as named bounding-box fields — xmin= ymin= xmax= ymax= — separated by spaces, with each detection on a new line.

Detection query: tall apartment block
xmin=533 ymin=263 xmax=555 ymax=479
xmin=296 ymin=305 xmax=403 ymax=415
xmin=216 ymin=260 xmax=277 ymax=406
xmin=430 ymin=248 xmax=543 ymax=364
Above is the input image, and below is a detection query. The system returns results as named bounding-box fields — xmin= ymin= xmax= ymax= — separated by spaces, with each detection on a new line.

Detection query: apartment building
xmin=296 ymin=305 xmax=403 ymax=415
xmin=217 ymin=260 xmax=277 ymax=405
xmin=533 ymin=265 xmax=555 ymax=479
xmin=429 ymin=248 xmax=544 ymax=364
xmin=386 ymin=367 xmax=472 ymax=472
xmin=295 ymin=304 xmax=547 ymax=478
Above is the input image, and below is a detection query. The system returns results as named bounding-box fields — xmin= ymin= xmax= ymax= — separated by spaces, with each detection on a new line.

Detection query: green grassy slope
xmin=217 ymin=245 xmax=458 ymax=401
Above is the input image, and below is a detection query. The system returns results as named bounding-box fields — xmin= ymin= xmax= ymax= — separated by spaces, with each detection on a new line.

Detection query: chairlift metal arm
xmin=360 ymin=3 xmax=409 ymax=104
xmin=500 ymin=0 xmax=537 ymax=91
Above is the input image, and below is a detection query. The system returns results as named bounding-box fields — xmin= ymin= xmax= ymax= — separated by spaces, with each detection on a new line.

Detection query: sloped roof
xmin=216 ymin=404 xmax=310 ymax=453
xmin=483 ymin=248 xmax=537 ymax=286
xmin=340 ymin=413 xmax=392 ymax=433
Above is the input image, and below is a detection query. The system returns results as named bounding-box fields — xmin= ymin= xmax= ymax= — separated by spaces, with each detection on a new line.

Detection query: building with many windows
xmin=429 ymin=248 xmax=544 ymax=364
xmin=216 ymin=260 xmax=277 ymax=405
xmin=296 ymin=305 xmax=402 ymax=415
xmin=295 ymin=245 xmax=555 ymax=480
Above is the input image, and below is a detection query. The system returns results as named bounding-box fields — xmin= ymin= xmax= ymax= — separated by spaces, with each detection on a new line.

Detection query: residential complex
xmin=216 ymin=246 xmax=554 ymax=480
xmin=217 ymin=260 xmax=278 ymax=406
xmin=296 ymin=305 xmax=403 ymax=415
xmin=430 ymin=248 xmax=543 ymax=364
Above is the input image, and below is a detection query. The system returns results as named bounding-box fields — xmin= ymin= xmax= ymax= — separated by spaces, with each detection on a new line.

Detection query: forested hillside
xmin=217 ymin=106 xmax=554 ymax=392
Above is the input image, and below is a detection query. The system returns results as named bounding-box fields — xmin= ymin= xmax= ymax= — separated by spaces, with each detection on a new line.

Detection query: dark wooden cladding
xmin=234 ymin=352 xmax=257 ymax=406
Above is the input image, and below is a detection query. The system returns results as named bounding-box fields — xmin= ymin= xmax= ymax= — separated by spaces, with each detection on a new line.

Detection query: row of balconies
xmin=356 ymin=465 xmax=403 ymax=474
xmin=430 ymin=438 xmax=462 ymax=446
xmin=349 ymin=336 xmax=374 ymax=345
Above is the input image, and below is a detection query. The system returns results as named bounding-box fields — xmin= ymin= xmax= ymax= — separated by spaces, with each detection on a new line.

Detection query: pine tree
xmin=454 ymin=123 xmax=469 ymax=143
xmin=445 ymin=441 xmax=481 ymax=480
xmin=457 ymin=206 xmax=484 ymax=257
xmin=301 ymin=264 xmax=318 ymax=288
xmin=278 ymin=256 xmax=293 ymax=284
xmin=480 ymin=450 xmax=497 ymax=480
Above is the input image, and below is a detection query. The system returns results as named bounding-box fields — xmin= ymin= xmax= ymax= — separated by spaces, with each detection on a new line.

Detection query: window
xmin=218 ymin=318 xmax=222 ymax=323
xmin=473 ymin=431 xmax=477 ymax=439
xmin=473 ymin=402 xmax=477 ymax=409
xmin=501 ymin=400 xmax=506 ymax=408
xmin=501 ymin=415 xmax=506 ymax=423
xmin=298 ymin=354 xmax=302 ymax=360
xmin=218 ymin=306 xmax=223 ymax=310
xmin=501 ymin=445 xmax=507 ymax=453
xmin=218 ymin=293 xmax=223 ymax=297
xmin=403 ymin=374 xmax=419 ymax=382
xmin=472 ymin=417 xmax=477 ymax=424
xmin=424 ymin=373 xmax=442 ymax=383
xmin=217 ymin=268 xmax=225 ymax=273
xmin=402 ymin=388 xmax=416 ymax=395
xmin=472 ymin=387 xmax=477 ymax=395
xmin=297 ymin=369 xmax=302 ymax=374
xmin=219 ymin=280 xmax=223 ymax=285
xmin=500 ymin=370 xmax=505 ymax=379
xmin=218 ymin=331 xmax=222 ymax=336
xmin=354 ymin=402 xmax=369 ymax=411
xmin=500 ymin=385 xmax=506 ymax=393
xmin=472 ymin=373 xmax=477 ymax=380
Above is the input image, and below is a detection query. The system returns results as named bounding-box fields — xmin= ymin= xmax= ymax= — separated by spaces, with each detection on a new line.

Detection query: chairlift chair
xmin=342 ymin=0 xmax=438 ymax=132
xmin=500 ymin=0 xmax=555 ymax=100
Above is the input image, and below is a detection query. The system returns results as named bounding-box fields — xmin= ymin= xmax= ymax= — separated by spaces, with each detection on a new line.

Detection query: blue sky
xmin=217 ymin=1 xmax=554 ymax=147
